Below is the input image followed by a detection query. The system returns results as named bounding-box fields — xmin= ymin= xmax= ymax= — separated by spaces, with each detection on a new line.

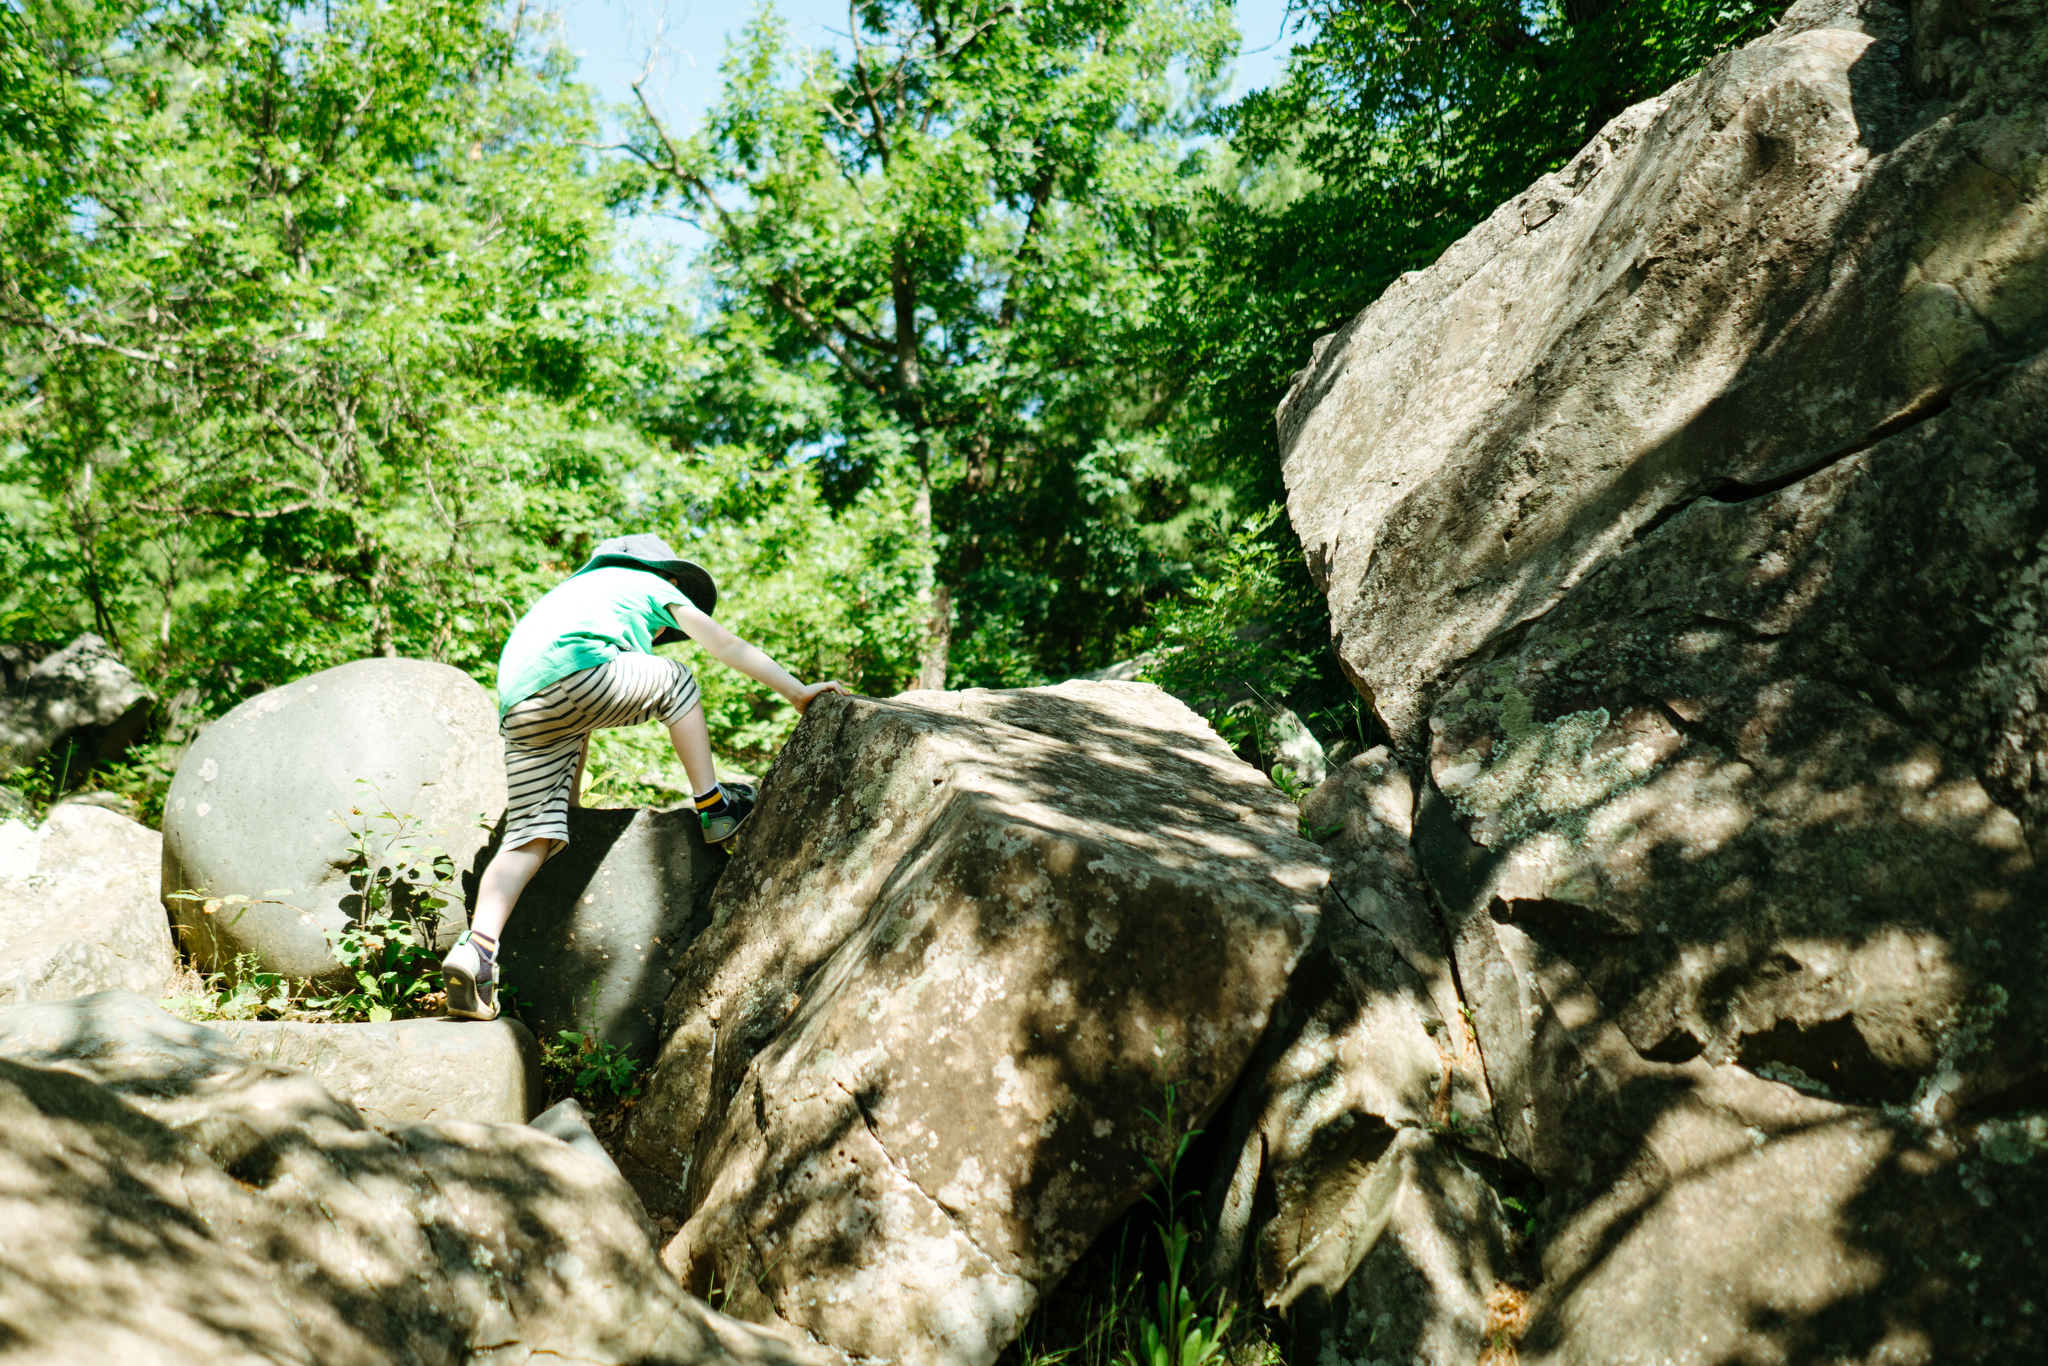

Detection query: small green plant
xmin=305 ymin=912 xmax=440 ymax=1023
xmin=1120 ymin=1037 xmax=1236 ymax=1366
xmin=1126 ymin=508 xmax=1323 ymax=757
xmin=1269 ymin=764 xmax=1311 ymax=803
xmin=296 ymin=781 xmax=461 ymax=1022
xmin=334 ymin=779 xmax=459 ymax=921
xmin=163 ymin=952 xmax=304 ymax=1022
xmin=541 ymin=1029 xmax=646 ymax=1105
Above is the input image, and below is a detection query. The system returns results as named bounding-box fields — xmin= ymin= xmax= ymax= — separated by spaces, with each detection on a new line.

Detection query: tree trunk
xmin=917 ymin=581 xmax=952 ymax=691
xmin=911 ymin=471 xmax=950 ymax=689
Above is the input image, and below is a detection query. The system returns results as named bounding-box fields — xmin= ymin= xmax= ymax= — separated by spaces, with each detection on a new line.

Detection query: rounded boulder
xmin=163 ymin=658 xmax=506 ymax=981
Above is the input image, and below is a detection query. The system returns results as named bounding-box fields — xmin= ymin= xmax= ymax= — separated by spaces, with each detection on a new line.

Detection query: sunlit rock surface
xmin=0 ymin=804 xmax=175 ymax=1006
xmin=1279 ymin=0 xmax=2048 ymax=1356
xmin=0 ymin=990 xmax=826 ymax=1366
xmin=211 ymin=1014 xmax=542 ymax=1126
xmin=162 ymin=658 xmax=505 ymax=982
xmin=627 ymin=683 xmax=1325 ymax=1366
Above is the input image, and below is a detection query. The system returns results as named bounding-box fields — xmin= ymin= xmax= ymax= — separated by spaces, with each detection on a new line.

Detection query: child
xmin=442 ymin=533 xmax=846 ymax=1021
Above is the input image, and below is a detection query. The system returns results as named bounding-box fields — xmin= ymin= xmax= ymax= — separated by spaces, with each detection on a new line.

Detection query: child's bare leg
xmin=665 ymin=703 xmax=717 ymax=795
xmin=470 ymin=837 xmax=556 ymax=942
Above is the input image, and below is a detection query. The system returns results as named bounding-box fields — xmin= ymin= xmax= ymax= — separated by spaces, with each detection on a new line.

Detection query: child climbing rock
xmin=442 ymin=533 xmax=846 ymax=1021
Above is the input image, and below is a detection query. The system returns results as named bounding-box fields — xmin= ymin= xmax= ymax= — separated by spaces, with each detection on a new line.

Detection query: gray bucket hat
xmin=572 ymin=535 xmax=717 ymax=643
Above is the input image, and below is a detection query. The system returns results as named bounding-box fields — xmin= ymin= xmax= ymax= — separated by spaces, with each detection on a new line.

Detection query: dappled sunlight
xmin=632 ymin=682 xmax=1325 ymax=1365
xmin=1268 ymin=13 xmax=2048 ymax=1357
xmin=0 ymin=991 xmax=807 ymax=1366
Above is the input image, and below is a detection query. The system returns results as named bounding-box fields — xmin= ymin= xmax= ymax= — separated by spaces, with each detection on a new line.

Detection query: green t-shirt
xmin=496 ymin=566 xmax=688 ymax=716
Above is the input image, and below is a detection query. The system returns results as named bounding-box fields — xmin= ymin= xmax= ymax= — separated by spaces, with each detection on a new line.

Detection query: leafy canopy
xmin=626 ymin=0 xmax=1240 ymax=688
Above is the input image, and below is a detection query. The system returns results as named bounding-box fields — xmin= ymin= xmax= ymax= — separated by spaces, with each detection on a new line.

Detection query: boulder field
xmin=4 ymin=0 xmax=2045 ymax=1360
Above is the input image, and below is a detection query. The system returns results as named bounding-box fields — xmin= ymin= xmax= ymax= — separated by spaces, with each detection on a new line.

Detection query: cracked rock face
xmin=626 ymin=684 xmax=1325 ymax=1366
xmin=1281 ymin=0 xmax=2046 ymax=754
xmin=1281 ymin=0 xmax=2048 ymax=1357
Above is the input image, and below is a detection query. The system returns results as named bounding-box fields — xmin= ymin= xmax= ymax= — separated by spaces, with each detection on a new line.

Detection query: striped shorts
xmin=501 ymin=653 xmax=701 ymax=852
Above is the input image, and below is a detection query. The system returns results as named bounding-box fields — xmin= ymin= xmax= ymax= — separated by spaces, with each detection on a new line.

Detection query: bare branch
xmin=765 ymin=280 xmax=884 ymax=393
xmin=998 ymin=158 xmax=1058 ymax=330
xmin=849 ymin=0 xmax=893 ymax=166
xmin=133 ymin=500 xmax=316 ymax=521
xmin=262 ymin=409 xmax=330 ymax=466
xmin=3 ymin=314 xmax=177 ymax=368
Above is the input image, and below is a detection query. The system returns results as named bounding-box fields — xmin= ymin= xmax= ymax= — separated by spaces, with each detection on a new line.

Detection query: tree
xmin=1114 ymin=0 xmax=1788 ymax=756
xmin=623 ymin=0 xmax=1237 ymax=689
xmin=4 ymin=0 xmax=650 ymax=688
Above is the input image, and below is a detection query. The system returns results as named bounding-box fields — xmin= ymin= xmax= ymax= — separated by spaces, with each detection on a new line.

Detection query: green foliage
xmin=628 ymin=0 xmax=1243 ymax=688
xmin=6 ymin=0 xmax=644 ymax=690
xmin=1124 ymin=505 xmax=1347 ymax=755
xmin=1120 ymin=1041 xmax=1236 ymax=1366
xmin=0 ymin=0 xmax=924 ymax=764
xmin=540 ymin=1028 xmax=645 ymax=1106
xmin=306 ymin=912 xmax=440 ymax=1024
xmin=305 ymin=782 xmax=462 ymax=1021
xmin=333 ymin=780 xmax=461 ymax=919
xmin=164 ymin=951 xmax=301 ymax=1022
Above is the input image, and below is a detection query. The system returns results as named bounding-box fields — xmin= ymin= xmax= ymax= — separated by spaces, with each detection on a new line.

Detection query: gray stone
xmin=1279 ymin=1131 xmax=1517 ymax=1366
xmin=212 ymin=1015 xmax=541 ymax=1125
xmin=0 ymin=804 xmax=176 ymax=1007
xmin=627 ymin=683 xmax=1325 ymax=1366
xmin=0 ymin=633 xmax=153 ymax=773
xmin=1277 ymin=0 xmax=2048 ymax=1357
xmin=531 ymin=1096 xmax=620 ymax=1175
xmin=1261 ymin=700 xmax=1329 ymax=791
xmin=529 ymin=1095 xmax=657 ymax=1245
xmin=162 ymin=657 xmax=507 ymax=982
xmin=0 ymin=989 xmax=832 ymax=1366
xmin=500 ymin=805 xmax=723 ymax=1059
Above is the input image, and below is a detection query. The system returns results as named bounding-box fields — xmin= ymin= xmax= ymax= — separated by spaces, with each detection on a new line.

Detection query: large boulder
xmin=625 ymin=683 xmax=1326 ymax=1366
xmin=1203 ymin=749 xmax=1513 ymax=1366
xmin=500 ymin=806 xmax=723 ymax=1059
xmin=0 ymin=804 xmax=176 ymax=1007
xmin=0 ymin=990 xmax=829 ymax=1366
xmin=0 ymin=634 xmax=154 ymax=774
xmin=163 ymin=658 xmax=507 ymax=981
xmin=1278 ymin=0 xmax=2048 ymax=1358
xmin=211 ymin=1015 xmax=542 ymax=1125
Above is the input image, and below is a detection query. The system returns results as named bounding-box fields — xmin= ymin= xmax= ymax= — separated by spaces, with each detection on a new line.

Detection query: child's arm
xmin=669 ymin=599 xmax=848 ymax=712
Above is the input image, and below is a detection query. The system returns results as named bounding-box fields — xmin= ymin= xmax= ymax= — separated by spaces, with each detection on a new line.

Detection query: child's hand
xmin=792 ymin=679 xmax=850 ymax=713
